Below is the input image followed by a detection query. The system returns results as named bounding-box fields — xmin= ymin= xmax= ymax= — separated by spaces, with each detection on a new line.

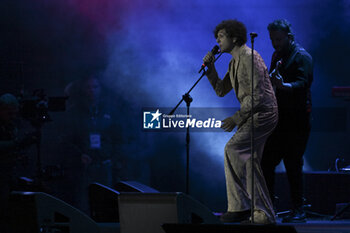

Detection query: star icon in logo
xmin=150 ymin=109 xmax=162 ymax=122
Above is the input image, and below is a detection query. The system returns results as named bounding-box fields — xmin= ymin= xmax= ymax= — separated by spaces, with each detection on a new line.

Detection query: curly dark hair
xmin=267 ymin=19 xmax=294 ymax=39
xmin=214 ymin=20 xmax=247 ymax=46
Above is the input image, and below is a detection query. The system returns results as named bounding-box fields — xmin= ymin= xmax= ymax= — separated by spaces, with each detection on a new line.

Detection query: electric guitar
xmin=269 ymin=60 xmax=283 ymax=90
xmin=269 ymin=59 xmax=282 ymax=79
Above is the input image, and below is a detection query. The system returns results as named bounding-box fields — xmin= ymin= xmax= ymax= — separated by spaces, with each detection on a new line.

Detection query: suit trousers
xmin=224 ymin=110 xmax=277 ymax=222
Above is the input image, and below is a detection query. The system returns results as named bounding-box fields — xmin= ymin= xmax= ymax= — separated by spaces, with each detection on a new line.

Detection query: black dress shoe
xmin=282 ymin=208 xmax=306 ymax=223
xmin=220 ymin=210 xmax=251 ymax=223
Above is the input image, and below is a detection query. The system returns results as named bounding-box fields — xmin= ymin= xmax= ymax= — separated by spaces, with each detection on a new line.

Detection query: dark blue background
xmin=0 ymin=0 xmax=349 ymax=211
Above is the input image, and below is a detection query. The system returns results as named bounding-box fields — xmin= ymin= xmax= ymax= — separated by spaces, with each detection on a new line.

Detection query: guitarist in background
xmin=261 ymin=19 xmax=313 ymax=223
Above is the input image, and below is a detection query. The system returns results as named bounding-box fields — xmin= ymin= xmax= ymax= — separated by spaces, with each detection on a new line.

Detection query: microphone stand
xmin=169 ymin=53 xmax=222 ymax=194
xmin=250 ymin=32 xmax=257 ymax=224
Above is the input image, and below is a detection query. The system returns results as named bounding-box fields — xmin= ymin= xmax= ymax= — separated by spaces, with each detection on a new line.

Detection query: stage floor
xmin=279 ymin=218 xmax=350 ymax=233
xmin=114 ymin=218 xmax=350 ymax=233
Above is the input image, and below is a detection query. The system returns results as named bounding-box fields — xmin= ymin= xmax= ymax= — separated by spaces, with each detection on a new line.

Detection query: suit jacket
xmin=206 ymin=44 xmax=277 ymax=127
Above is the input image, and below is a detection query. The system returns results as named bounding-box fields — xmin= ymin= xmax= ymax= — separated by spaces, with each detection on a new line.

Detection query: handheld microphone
xmin=198 ymin=45 xmax=220 ymax=73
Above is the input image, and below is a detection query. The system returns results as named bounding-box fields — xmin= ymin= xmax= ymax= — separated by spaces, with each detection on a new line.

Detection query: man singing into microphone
xmin=203 ymin=19 xmax=278 ymax=224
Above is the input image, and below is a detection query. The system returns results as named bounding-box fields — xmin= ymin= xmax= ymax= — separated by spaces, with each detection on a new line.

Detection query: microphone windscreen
xmin=211 ymin=45 xmax=220 ymax=55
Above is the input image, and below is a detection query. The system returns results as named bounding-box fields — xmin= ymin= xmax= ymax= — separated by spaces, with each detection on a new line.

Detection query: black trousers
xmin=261 ymin=114 xmax=311 ymax=209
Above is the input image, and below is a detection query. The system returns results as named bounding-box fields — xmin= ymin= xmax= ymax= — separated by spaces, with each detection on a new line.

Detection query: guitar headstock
xmin=276 ymin=60 xmax=282 ymax=70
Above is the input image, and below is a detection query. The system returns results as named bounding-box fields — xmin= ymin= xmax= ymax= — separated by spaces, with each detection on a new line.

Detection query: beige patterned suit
xmin=206 ymin=44 xmax=278 ymax=222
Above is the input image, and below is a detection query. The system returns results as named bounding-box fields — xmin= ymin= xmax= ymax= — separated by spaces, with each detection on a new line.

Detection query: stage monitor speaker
xmin=162 ymin=223 xmax=298 ymax=233
xmin=89 ymin=181 xmax=158 ymax=223
xmin=89 ymin=182 xmax=120 ymax=222
xmin=118 ymin=192 xmax=220 ymax=233
xmin=114 ymin=180 xmax=159 ymax=193
xmin=9 ymin=191 xmax=99 ymax=233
